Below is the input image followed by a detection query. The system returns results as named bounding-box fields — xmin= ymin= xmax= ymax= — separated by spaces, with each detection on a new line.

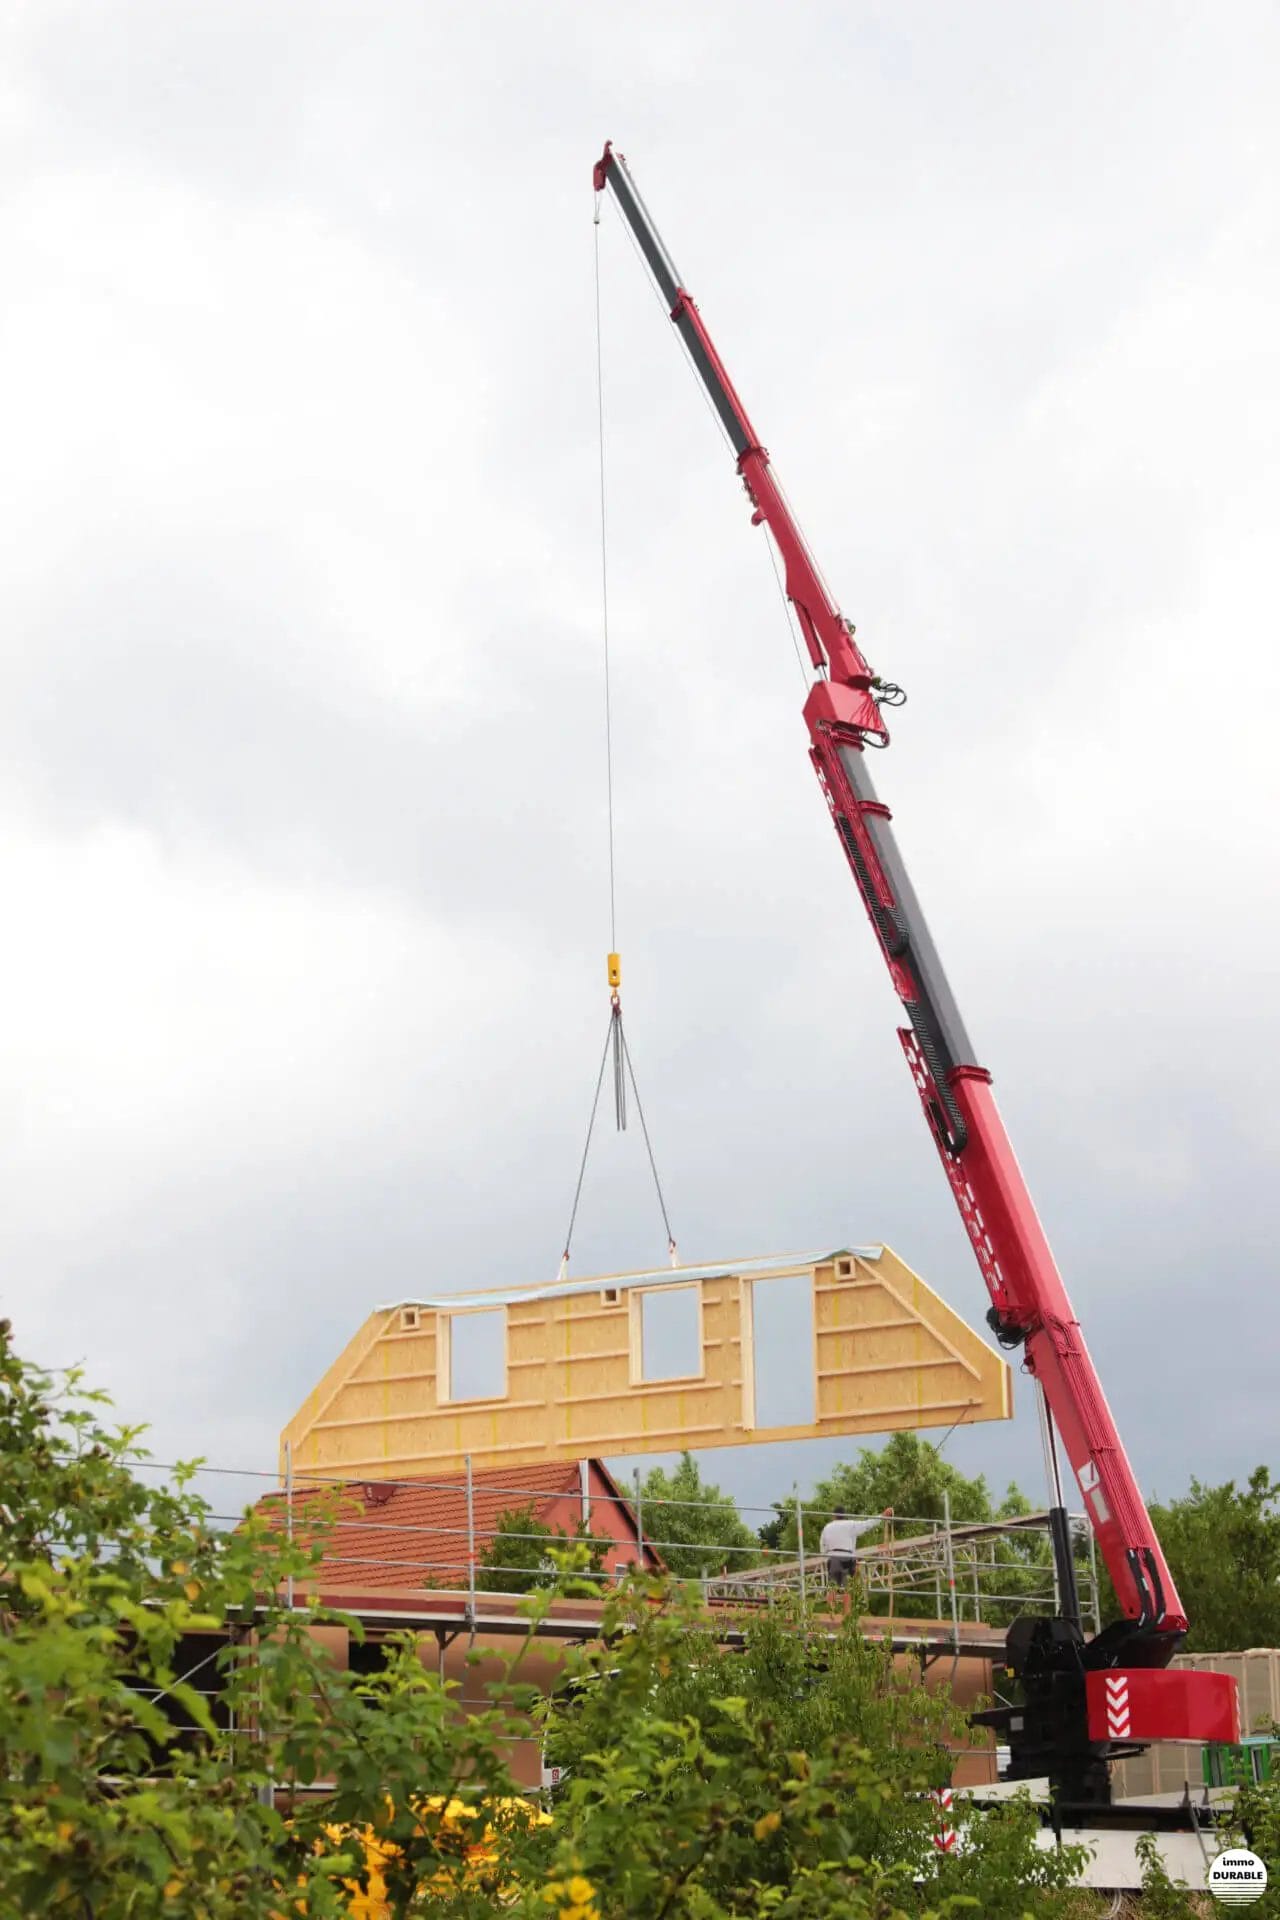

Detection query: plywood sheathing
xmin=280 ymin=1245 xmax=1012 ymax=1482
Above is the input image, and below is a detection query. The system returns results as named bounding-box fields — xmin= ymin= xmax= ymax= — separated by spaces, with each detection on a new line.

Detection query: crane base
xmin=972 ymin=1614 xmax=1186 ymax=1812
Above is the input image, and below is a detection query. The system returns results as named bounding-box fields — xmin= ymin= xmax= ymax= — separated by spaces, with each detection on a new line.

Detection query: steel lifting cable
xmin=620 ymin=1024 xmax=676 ymax=1255
xmin=594 ymin=206 xmax=618 ymax=957
xmin=557 ymin=195 xmax=678 ymax=1279
xmin=558 ymin=1013 xmax=614 ymax=1278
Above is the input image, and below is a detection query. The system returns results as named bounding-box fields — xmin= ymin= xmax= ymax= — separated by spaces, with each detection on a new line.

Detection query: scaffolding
xmin=706 ymin=1502 xmax=1102 ymax=1641
xmin=106 ymin=1454 xmax=1107 ymax=1794
xmin=123 ymin=1455 xmax=1099 ymax=1667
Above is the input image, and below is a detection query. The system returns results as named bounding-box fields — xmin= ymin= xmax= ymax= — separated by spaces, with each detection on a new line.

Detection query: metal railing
xmin=121 ymin=1455 xmax=1099 ymax=1649
xmin=706 ymin=1496 xmax=1101 ymax=1638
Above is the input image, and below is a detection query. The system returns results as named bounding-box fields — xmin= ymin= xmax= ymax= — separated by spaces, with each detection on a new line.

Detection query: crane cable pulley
xmin=557 ymin=192 xmax=677 ymax=1281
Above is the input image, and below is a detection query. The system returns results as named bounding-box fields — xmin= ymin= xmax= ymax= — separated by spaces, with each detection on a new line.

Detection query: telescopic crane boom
xmin=593 ymin=141 xmax=1237 ymax=1809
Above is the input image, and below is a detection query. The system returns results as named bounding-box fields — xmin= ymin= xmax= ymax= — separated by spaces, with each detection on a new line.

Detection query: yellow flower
xmin=542 ymin=1876 xmax=600 ymax=1919
xmin=753 ymin=1809 xmax=782 ymax=1841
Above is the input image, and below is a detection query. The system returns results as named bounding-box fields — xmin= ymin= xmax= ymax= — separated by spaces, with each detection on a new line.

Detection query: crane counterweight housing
xmin=592 ymin=138 xmax=1238 ymax=1814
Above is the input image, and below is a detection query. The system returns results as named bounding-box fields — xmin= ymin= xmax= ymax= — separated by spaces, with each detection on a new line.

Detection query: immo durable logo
xmin=1208 ymin=1847 xmax=1268 ymax=1906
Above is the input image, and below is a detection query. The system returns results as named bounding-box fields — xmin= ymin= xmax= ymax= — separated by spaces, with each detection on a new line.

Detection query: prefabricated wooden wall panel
xmin=280 ymin=1247 xmax=1012 ymax=1481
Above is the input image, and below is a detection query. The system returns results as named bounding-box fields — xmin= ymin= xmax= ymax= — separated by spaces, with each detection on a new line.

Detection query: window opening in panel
xmin=443 ymin=1307 xmax=507 ymax=1403
xmin=635 ymin=1285 xmax=701 ymax=1382
xmin=751 ymin=1274 xmax=815 ymax=1428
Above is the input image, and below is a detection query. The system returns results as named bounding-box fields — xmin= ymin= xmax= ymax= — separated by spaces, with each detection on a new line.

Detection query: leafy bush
xmin=0 ymin=1320 xmax=1120 ymax=1916
xmin=0 ymin=1321 xmax=531 ymax=1917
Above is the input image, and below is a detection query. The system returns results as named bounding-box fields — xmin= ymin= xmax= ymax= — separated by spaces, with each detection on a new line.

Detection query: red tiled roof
xmin=255 ymin=1459 xmax=652 ymax=1592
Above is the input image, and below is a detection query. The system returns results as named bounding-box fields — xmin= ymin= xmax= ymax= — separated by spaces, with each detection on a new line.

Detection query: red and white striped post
xmin=929 ymin=1786 xmax=956 ymax=1855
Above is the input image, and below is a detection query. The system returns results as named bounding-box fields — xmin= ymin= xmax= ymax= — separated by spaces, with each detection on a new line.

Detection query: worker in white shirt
xmin=818 ymin=1506 xmax=894 ymax=1589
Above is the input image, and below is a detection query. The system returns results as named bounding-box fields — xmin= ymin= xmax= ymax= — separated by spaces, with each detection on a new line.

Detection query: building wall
xmin=533 ymin=1461 xmax=653 ymax=1576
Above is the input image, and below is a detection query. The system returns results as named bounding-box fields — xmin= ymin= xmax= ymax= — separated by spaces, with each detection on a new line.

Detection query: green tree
xmin=774 ymin=1433 xmax=997 ymax=1558
xmin=1150 ymin=1467 xmax=1280 ymax=1655
xmin=826 ymin=1432 xmax=993 ymax=1528
xmin=976 ymin=1479 xmax=1062 ymax=1633
xmin=476 ymin=1504 xmax=609 ymax=1594
xmin=761 ymin=1436 xmax=1058 ymax=1626
xmin=639 ymin=1451 xmax=760 ymax=1580
xmin=756 ymin=1508 xmax=786 ymax=1554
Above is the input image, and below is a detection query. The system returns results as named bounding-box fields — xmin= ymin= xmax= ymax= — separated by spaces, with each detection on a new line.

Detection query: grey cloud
xmin=2 ymin=1 xmax=1277 ymax=1528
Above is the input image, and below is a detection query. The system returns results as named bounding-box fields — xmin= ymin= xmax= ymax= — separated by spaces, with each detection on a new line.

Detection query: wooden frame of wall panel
xmin=279 ymin=1246 xmax=1012 ymax=1482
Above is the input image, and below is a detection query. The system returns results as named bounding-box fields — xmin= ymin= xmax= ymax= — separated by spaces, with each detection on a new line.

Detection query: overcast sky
xmin=3 ymin=3 xmax=1277 ymax=1533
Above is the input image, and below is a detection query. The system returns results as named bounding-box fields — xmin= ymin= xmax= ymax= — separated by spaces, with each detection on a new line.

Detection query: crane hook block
xmin=607 ymin=952 xmax=622 ymax=991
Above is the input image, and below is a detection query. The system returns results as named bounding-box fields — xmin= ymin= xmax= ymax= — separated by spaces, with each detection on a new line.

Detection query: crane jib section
xmin=807 ymin=705 xmax=1180 ymax=1632
xmin=593 ymin=139 xmax=1242 ymax=1760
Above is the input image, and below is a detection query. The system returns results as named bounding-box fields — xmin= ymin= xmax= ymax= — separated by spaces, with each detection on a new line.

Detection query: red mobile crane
xmin=593 ymin=142 xmax=1239 ymax=1814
